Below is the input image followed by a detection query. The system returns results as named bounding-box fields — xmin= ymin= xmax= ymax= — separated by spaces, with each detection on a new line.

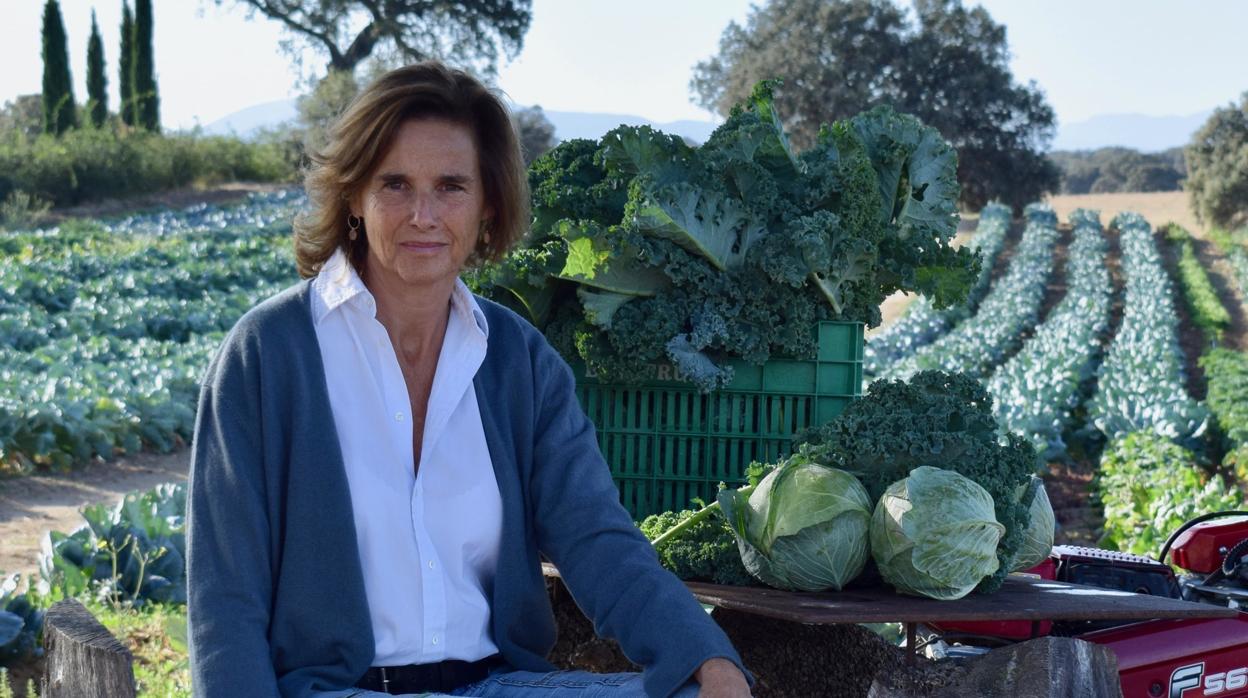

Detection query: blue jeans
xmin=338 ymin=668 xmax=700 ymax=697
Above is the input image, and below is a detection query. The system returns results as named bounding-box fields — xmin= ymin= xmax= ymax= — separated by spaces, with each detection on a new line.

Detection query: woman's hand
xmin=694 ymin=657 xmax=752 ymax=697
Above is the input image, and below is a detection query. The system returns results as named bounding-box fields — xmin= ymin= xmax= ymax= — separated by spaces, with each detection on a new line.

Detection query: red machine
xmin=933 ymin=512 xmax=1248 ymax=697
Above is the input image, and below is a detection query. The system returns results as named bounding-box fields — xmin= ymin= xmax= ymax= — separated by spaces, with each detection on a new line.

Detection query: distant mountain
xmin=204 ymin=99 xmax=297 ymax=137
xmin=542 ymin=109 xmax=720 ymax=144
xmin=201 ymin=99 xmax=720 ymax=144
xmin=1052 ymin=110 xmax=1213 ymax=152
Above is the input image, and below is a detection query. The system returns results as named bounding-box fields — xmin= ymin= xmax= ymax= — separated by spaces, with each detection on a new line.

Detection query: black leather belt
xmin=355 ymin=655 xmax=502 ymax=694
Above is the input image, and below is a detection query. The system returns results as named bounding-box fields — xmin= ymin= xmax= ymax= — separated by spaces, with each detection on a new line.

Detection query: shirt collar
xmin=311 ymin=248 xmax=489 ymax=340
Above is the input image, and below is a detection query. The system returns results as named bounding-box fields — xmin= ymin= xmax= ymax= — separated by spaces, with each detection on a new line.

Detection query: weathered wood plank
xmin=541 ymin=563 xmax=1237 ymax=624
xmin=42 ymin=599 xmax=135 ymax=698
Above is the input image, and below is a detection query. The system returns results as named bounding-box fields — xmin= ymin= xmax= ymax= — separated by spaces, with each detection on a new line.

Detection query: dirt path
xmin=0 ymin=451 xmax=190 ymax=579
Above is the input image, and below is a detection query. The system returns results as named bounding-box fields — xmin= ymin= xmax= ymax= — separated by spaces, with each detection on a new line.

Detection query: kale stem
xmin=649 ymin=485 xmax=754 ymax=550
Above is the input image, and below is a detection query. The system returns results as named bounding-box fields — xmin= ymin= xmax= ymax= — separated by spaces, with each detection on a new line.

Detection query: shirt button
xmin=395 ymin=412 xmax=404 ymax=422
xmin=431 ymin=635 xmax=439 ymax=645
xmin=428 ymin=560 xmax=435 ymax=570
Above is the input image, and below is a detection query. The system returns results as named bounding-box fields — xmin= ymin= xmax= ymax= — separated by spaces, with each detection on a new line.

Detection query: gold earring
xmin=347 ymin=214 xmax=362 ymax=241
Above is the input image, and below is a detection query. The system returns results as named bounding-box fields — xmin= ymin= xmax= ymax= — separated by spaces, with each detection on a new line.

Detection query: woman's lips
xmin=399 ymin=241 xmax=447 ymax=253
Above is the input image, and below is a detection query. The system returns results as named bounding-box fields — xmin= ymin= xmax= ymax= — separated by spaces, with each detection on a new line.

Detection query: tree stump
xmin=41 ymin=600 xmax=135 ymax=698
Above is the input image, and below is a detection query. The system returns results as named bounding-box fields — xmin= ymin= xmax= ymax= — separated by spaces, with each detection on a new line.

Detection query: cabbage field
xmin=0 ymin=191 xmax=302 ymax=471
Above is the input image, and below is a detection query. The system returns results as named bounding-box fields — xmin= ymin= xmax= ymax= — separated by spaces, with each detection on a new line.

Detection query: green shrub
xmin=1098 ymin=431 xmax=1244 ymax=556
xmin=1187 ymin=93 xmax=1248 ymax=230
xmin=0 ymin=125 xmax=298 ymax=207
xmin=0 ymin=191 xmax=52 ymax=231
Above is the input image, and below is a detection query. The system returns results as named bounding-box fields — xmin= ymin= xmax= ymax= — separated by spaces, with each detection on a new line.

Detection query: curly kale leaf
xmin=797 ymin=370 xmax=1040 ymax=592
xmin=528 ymin=138 xmax=628 ymax=237
xmin=848 ymin=106 xmax=973 ymax=309
xmin=625 ymin=178 xmax=768 ymax=272
xmin=639 ymin=508 xmax=755 ymax=586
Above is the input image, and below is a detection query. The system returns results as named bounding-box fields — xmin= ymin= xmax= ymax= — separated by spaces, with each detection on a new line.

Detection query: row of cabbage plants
xmin=863 ymin=203 xmax=1013 ymax=376
xmin=878 ymin=204 xmax=1060 ymax=382
xmin=1086 ymin=213 xmax=1208 ymax=445
xmin=987 ymin=209 xmax=1111 ymax=460
xmin=0 ymin=191 xmax=302 ymax=471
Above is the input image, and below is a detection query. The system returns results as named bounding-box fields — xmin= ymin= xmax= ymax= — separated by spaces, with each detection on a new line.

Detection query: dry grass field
xmin=1046 ymin=190 xmax=1202 ymax=235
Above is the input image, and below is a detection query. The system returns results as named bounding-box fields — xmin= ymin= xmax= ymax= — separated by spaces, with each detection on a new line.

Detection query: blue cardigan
xmin=186 ymin=280 xmax=747 ymax=697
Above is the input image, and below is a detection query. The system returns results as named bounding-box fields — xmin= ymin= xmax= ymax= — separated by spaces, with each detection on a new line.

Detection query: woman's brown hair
xmin=294 ymin=61 xmax=530 ymax=278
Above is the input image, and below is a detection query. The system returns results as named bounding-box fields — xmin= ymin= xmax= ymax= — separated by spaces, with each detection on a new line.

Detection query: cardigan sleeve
xmin=186 ymin=326 xmax=282 ymax=698
xmin=526 ymin=340 xmax=752 ymax=697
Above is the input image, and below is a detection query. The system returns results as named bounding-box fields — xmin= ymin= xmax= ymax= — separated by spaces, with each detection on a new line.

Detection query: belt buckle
xmin=380 ymin=666 xmax=391 ymax=694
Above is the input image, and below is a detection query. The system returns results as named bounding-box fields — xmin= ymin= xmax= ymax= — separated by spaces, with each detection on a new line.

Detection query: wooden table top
xmin=542 ymin=563 xmax=1239 ymax=624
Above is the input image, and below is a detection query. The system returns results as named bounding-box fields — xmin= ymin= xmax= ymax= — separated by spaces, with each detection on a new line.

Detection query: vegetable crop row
xmin=1161 ymin=223 xmax=1232 ymax=342
xmin=988 ymin=209 xmax=1111 ymax=460
xmin=1086 ymin=213 xmax=1207 ymax=445
xmin=0 ymin=191 xmax=302 ymax=471
xmin=863 ymin=203 xmax=1012 ymax=377
xmin=1097 ymin=430 xmax=1242 ymax=555
xmin=879 ymin=204 xmax=1060 ymax=381
xmin=1200 ymin=348 xmax=1248 ymax=478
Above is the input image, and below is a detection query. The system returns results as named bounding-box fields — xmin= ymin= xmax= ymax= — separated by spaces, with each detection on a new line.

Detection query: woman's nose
xmin=410 ymin=191 xmax=437 ymax=228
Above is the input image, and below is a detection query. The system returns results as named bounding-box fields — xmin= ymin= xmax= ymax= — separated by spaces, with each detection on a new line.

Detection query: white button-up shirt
xmin=310 ymin=249 xmax=503 ymax=666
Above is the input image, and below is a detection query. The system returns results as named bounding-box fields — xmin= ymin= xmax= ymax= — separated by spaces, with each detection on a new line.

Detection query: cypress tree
xmin=133 ymin=0 xmax=159 ymax=131
xmin=87 ymin=10 xmax=108 ymax=128
xmin=41 ymin=0 xmax=77 ymax=135
xmin=119 ymin=1 xmax=134 ymax=127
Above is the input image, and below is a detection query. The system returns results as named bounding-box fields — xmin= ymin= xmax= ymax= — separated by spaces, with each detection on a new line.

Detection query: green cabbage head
xmin=717 ymin=459 xmax=871 ymax=591
xmin=1011 ymin=476 xmax=1055 ymax=572
xmin=870 ymin=466 xmax=1005 ymax=600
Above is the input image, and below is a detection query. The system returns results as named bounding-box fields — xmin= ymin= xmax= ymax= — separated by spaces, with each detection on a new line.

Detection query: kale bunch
xmin=639 ymin=507 xmax=754 ymax=586
xmin=796 ymin=370 xmax=1040 ymax=593
xmin=479 ymin=82 xmax=978 ymax=390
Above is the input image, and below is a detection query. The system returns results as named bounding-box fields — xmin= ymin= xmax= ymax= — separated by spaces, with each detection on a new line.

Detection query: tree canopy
xmin=41 ymin=0 xmax=76 ymax=136
xmin=221 ymin=0 xmax=532 ymax=78
xmin=87 ymin=10 xmax=108 ymax=128
xmin=1049 ymin=147 xmax=1185 ymax=195
xmin=1186 ymin=92 xmax=1248 ymax=229
xmin=691 ymin=0 xmax=1059 ymax=211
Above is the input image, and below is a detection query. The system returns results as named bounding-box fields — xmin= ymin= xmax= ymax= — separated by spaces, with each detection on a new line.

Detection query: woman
xmin=187 ymin=61 xmax=752 ymax=698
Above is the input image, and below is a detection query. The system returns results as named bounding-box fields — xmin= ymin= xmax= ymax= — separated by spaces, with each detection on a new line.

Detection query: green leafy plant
xmin=40 ymin=483 xmax=187 ymax=607
xmin=0 ymin=574 xmax=43 ymax=667
xmin=1012 ymin=476 xmax=1055 ymax=572
xmin=476 ymin=81 xmax=977 ymax=390
xmin=717 ymin=452 xmax=872 ymax=591
xmin=1098 ymin=431 xmax=1244 ymax=556
xmin=865 ymin=203 xmax=1012 ymax=376
xmin=870 ymin=466 xmax=1004 ymax=600
xmin=638 ymin=506 xmax=753 ymax=586
xmin=796 ymin=370 xmax=1038 ymax=593
xmin=1201 ymin=348 xmax=1248 ymax=455
xmin=1162 ymin=223 xmax=1231 ymax=342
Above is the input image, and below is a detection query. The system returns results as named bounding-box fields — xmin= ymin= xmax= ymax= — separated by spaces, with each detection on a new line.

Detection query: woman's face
xmin=352 ymin=118 xmax=491 ymax=293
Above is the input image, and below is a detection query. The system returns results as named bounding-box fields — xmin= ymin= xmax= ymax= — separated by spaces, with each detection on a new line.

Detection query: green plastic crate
xmin=573 ymin=322 xmax=864 ymax=520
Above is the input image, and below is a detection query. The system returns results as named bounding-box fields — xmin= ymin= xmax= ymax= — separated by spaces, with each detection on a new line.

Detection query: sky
xmin=1 ymin=0 xmax=1245 ymax=131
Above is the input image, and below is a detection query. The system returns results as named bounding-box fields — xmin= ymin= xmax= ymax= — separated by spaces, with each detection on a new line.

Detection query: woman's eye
xmin=383 ymin=180 xmax=406 ymax=191
xmin=441 ymin=183 xmax=464 ymax=192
